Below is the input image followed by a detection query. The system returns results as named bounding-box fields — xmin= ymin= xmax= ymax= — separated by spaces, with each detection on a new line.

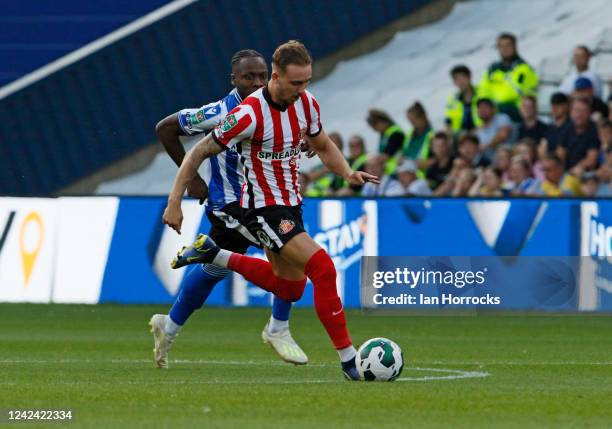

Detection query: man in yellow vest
xmin=479 ymin=33 xmax=538 ymax=123
xmin=445 ymin=64 xmax=482 ymax=135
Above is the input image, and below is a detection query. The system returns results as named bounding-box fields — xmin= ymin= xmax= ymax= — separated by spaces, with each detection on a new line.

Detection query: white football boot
xmin=149 ymin=314 xmax=176 ymax=369
xmin=261 ymin=321 xmax=308 ymax=365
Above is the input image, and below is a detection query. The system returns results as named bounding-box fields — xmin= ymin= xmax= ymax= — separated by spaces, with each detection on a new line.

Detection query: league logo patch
xmin=221 ymin=114 xmax=238 ymax=132
xmin=196 ymin=110 xmax=204 ymax=122
xmin=278 ymin=219 xmax=295 ymax=235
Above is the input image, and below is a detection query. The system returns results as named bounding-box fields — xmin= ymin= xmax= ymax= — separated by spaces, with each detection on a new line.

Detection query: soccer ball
xmin=356 ymin=338 xmax=404 ymax=381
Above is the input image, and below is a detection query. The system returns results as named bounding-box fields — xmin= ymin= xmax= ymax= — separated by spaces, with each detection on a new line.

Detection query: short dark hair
xmin=571 ymin=95 xmax=592 ymax=111
xmin=272 ymin=40 xmax=312 ymax=73
xmin=458 ymin=132 xmax=479 ymax=146
xmin=497 ymin=32 xmax=517 ymax=45
xmin=476 ymin=98 xmax=495 ymax=108
xmin=522 ymin=95 xmax=537 ymax=105
xmin=367 ymin=109 xmax=393 ymax=126
xmin=433 ymin=131 xmax=449 ymax=142
xmin=231 ymin=49 xmax=264 ymax=69
xmin=542 ymin=154 xmax=563 ymax=166
xmin=450 ymin=64 xmax=471 ymax=78
xmin=550 ymin=92 xmax=569 ymax=105
xmin=575 ymin=45 xmax=592 ymax=57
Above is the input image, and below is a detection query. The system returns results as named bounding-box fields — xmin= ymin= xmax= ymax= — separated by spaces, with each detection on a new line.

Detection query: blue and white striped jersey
xmin=177 ymin=88 xmax=243 ymax=211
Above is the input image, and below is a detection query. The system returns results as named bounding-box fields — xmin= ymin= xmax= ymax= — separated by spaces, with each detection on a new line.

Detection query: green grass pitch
xmin=1 ymin=304 xmax=611 ymax=428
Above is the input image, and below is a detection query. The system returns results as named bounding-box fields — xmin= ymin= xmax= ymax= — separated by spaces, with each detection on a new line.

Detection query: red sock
xmin=305 ymin=249 xmax=352 ymax=349
xmin=228 ymin=254 xmax=306 ymax=302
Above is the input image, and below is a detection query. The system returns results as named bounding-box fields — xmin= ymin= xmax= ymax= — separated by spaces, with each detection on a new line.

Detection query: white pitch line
xmin=1 ymin=358 xmax=611 ymax=366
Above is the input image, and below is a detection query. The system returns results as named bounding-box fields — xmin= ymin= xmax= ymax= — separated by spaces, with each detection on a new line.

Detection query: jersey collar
xmin=263 ymin=85 xmax=289 ymax=112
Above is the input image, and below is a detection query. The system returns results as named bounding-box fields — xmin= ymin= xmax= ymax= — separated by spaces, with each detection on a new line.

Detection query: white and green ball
xmin=356 ymin=338 xmax=404 ymax=381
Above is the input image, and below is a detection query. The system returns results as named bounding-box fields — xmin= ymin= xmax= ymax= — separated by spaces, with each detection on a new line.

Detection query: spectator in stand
xmin=361 ymin=156 xmax=403 ymax=197
xmin=468 ymin=166 xmax=504 ymax=197
xmin=425 ymin=131 xmax=455 ymax=191
xmin=475 ymin=98 xmax=514 ymax=162
xmin=596 ymin=120 xmax=612 ymax=191
xmin=445 ymin=64 xmax=481 ymax=135
xmin=493 ymin=145 xmax=512 ymax=182
xmin=451 ymin=168 xmax=478 ymax=197
xmin=530 ymin=155 xmax=581 ymax=197
xmin=433 ymin=133 xmax=487 ymax=196
xmin=335 ymin=135 xmax=369 ymax=196
xmin=559 ymin=45 xmax=604 ymax=99
xmin=366 ymin=109 xmax=406 ymax=175
xmin=557 ymin=96 xmax=601 ymax=174
xmin=518 ymin=95 xmax=547 ymax=144
xmin=305 ymin=132 xmax=347 ymax=196
xmin=395 ymin=160 xmax=432 ymax=196
xmin=572 ymin=77 xmax=609 ymax=121
xmin=479 ymin=32 xmax=538 ymax=122
xmin=401 ymin=102 xmax=433 ymax=172
xmin=514 ymin=138 xmax=544 ymax=181
xmin=580 ymin=172 xmax=600 ymax=197
xmin=541 ymin=92 xmax=571 ymax=156
xmin=506 ymin=155 xmax=539 ymax=195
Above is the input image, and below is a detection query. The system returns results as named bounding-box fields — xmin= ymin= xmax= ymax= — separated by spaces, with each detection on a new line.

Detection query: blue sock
xmin=271 ymin=295 xmax=292 ymax=321
xmin=169 ymin=264 xmax=228 ymax=325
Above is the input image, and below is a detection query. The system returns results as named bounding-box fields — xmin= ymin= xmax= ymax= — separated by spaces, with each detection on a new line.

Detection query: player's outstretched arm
xmin=163 ymin=133 xmax=223 ymax=234
xmin=310 ymin=130 xmax=380 ymax=186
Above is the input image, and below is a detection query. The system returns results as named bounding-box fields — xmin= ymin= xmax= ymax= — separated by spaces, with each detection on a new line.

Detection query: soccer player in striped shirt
xmin=149 ymin=50 xmax=307 ymax=368
xmin=163 ymin=41 xmax=379 ymax=380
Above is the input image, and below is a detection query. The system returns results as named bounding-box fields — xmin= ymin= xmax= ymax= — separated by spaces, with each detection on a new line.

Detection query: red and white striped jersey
xmin=212 ymin=86 xmax=322 ymax=209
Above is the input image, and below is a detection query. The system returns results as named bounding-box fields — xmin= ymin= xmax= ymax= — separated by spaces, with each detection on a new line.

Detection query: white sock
xmin=268 ymin=316 xmax=288 ymax=333
xmin=338 ymin=345 xmax=357 ymax=363
xmin=165 ymin=315 xmax=182 ymax=337
xmin=212 ymin=249 xmax=232 ymax=267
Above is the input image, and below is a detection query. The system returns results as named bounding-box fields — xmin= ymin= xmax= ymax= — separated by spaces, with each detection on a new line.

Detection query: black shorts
xmin=243 ymin=204 xmax=305 ymax=253
xmin=206 ymin=202 xmax=260 ymax=254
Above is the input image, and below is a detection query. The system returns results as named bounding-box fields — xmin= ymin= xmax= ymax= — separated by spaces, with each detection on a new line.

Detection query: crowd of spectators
xmin=302 ymin=32 xmax=612 ymax=198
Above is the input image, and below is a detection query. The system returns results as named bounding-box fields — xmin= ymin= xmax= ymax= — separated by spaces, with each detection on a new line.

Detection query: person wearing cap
xmin=572 ymin=76 xmax=609 ymax=121
xmin=396 ymin=159 xmax=432 ymax=196
xmin=542 ymin=92 xmax=571 ymax=155
xmin=445 ymin=64 xmax=482 ymax=135
xmin=479 ymin=32 xmax=538 ymax=122
xmin=559 ymin=45 xmax=604 ymax=99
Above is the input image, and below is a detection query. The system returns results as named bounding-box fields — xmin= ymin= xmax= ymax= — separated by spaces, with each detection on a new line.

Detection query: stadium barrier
xmin=0 ymin=197 xmax=610 ymax=310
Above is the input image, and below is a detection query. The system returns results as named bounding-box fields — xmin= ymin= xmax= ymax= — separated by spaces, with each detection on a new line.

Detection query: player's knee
xmin=305 ymin=249 xmax=336 ymax=286
xmin=276 ymin=277 xmax=307 ymax=302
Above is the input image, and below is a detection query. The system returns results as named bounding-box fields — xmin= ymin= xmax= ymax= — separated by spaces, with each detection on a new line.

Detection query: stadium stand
xmin=97 ymin=0 xmax=612 ymax=198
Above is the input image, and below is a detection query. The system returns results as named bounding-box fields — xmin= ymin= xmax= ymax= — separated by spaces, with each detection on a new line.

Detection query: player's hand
xmin=347 ymin=171 xmax=380 ymax=186
xmin=187 ymin=175 xmax=208 ymax=205
xmin=300 ymin=139 xmax=317 ymax=158
xmin=163 ymin=202 xmax=183 ymax=234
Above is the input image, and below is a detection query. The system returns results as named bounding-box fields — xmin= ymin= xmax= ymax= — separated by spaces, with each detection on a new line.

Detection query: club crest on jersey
xmin=221 ymin=114 xmax=238 ymax=132
xmin=278 ymin=219 xmax=295 ymax=235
